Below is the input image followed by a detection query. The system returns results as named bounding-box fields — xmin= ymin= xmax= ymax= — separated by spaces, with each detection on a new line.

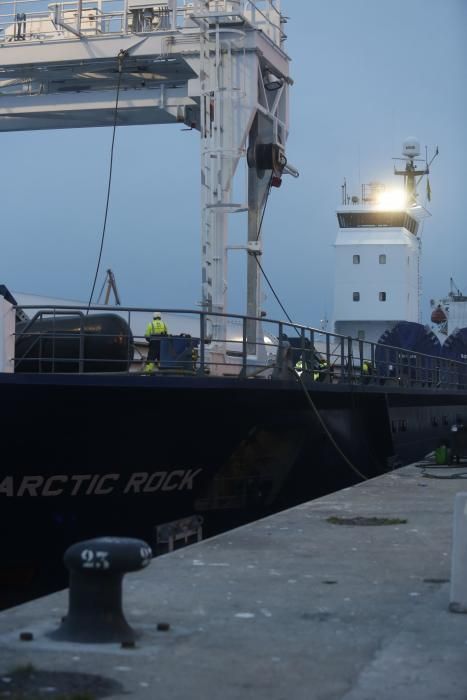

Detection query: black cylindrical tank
xmin=15 ymin=313 xmax=134 ymax=373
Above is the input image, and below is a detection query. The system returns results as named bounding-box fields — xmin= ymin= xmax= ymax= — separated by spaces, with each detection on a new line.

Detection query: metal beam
xmin=0 ymin=88 xmax=199 ymax=130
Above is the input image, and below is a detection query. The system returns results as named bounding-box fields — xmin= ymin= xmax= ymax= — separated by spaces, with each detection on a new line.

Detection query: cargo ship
xmin=1 ymin=2 xmax=466 ymax=609
xmin=4 ymin=142 xmax=467 ymax=608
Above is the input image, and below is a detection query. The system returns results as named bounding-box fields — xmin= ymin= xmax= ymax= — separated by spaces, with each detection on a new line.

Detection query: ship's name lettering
xmin=0 ymin=469 xmax=202 ymax=497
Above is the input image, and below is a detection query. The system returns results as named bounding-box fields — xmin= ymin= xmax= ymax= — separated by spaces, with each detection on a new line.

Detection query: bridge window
xmin=337 ymin=212 xmax=419 ymax=235
xmin=404 ymin=215 xmax=418 ymax=235
xmin=338 ymin=212 xmax=404 ymax=228
xmin=379 ymin=292 xmax=387 ymax=301
xmin=353 ymin=292 xmax=360 ymax=302
xmin=379 ymin=254 xmax=386 ymax=264
xmin=353 ymin=254 xmax=360 ymax=264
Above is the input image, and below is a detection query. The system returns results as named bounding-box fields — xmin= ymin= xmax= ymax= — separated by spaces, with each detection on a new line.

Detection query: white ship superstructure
xmin=333 ymin=139 xmax=434 ymax=344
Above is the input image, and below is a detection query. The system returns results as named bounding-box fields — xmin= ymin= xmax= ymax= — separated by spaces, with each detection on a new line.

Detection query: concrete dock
xmin=1 ymin=463 xmax=467 ymax=699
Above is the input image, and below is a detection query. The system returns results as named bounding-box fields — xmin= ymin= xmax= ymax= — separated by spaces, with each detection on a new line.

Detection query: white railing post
xmin=123 ymin=0 xmax=128 ymax=33
xmin=450 ymin=492 xmax=467 ymax=613
xmin=0 ymin=297 xmax=15 ymax=373
xmin=77 ymin=0 xmax=82 ymax=34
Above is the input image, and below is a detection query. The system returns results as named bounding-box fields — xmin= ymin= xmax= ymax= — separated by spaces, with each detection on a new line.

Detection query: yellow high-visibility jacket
xmin=145 ymin=319 xmax=168 ymax=338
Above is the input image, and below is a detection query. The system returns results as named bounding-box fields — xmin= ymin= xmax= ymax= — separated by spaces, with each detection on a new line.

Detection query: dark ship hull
xmin=2 ymin=365 xmax=466 ymax=609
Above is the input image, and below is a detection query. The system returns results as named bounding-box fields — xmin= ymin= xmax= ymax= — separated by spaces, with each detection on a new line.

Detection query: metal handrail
xmin=15 ymin=309 xmax=86 ymax=373
xmin=10 ymin=302 xmax=467 ymax=390
xmin=0 ymin=0 xmax=284 ymax=44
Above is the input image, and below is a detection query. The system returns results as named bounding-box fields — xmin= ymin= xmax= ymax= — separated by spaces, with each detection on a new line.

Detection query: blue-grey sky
xmin=2 ymin=0 xmax=466 ymax=327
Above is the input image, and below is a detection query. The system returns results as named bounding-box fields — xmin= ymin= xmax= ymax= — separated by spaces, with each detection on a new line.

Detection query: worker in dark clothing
xmin=15 ymin=12 xmax=26 ymax=40
xmin=145 ymin=311 xmax=168 ymax=371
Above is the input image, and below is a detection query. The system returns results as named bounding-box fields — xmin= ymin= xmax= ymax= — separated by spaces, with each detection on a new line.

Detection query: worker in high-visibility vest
xmin=295 ymin=359 xmax=304 ymax=376
xmin=144 ymin=312 xmax=168 ymax=371
xmin=362 ymin=359 xmax=373 ymax=384
xmin=313 ymin=357 xmax=328 ymax=381
xmin=295 ymin=353 xmax=313 ymax=377
xmin=296 ymin=356 xmax=328 ymax=381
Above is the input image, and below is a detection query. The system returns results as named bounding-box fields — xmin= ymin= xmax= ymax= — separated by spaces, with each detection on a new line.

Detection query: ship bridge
xmin=337 ymin=210 xmax=419 ymax=236
xmin=0 ymin=0 xmax=294 ymax=367
xmin=332 ymin=153 xmax=435 ymax=345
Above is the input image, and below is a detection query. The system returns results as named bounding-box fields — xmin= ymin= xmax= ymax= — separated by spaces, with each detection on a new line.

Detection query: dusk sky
xmin=2 ymin=0 xmax=466 ymax=329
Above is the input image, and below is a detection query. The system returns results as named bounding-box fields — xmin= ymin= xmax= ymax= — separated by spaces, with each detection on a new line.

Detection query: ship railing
xmin=12 ymin=303 xmax=276 ymax=376
xmin=0 ymin=0 xmax=283 ymax=46
xmin=263 ymin=320 xmax=467 ymax=391
xmin=10 ymin=303 xmax=467 ymax=391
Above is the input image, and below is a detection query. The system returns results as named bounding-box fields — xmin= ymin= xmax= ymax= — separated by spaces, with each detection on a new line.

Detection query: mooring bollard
xmin=449 ymin=492 xmax=467 ymax=613
xmin=49 ymin=536 xmax=152 ymax=643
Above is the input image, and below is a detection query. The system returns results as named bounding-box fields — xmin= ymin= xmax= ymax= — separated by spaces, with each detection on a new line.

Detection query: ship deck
xmin=1 ymin=461 xmax=467 ymax=699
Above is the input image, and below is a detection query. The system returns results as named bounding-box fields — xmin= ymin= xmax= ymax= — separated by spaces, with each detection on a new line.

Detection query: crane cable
xmin=291 ymin=367 xmax=368 ymax=481
xmin=250 ymin=169 xmax=369 ymax=481
xmin=253 ymin=174 xmax=304 ymax=336
xmin=86 ymin=49 xmax=128 ymax=313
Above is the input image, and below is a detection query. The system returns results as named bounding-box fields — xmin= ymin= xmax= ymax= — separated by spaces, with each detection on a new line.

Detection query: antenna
xmin=450 ymin=277 xmax=462 ymax=299
xmin=393 ymin=138 xmax=437 ymax=204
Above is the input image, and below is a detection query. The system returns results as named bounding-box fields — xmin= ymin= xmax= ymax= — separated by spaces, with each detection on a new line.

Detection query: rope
xmin=251 ymin=171 xmax=302 ymax=337
xmin=247 ymin=164 xmax=368 ymax=481
xmin=255 ymin=173 xmax=273 ymax=242
xmin=290 ymin=368 xmax=369 ymax=481
xmin=86 ymin=49 xmax=128 ymax=313
xmin=255 ymin=256 xmax=295 ymax=326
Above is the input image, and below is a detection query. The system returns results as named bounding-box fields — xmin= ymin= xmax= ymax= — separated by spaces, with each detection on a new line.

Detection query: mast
xmin=394 ymin=138 xmax=438 ymax=321
xmin=393 ymin=137 xmax=437 ymax=204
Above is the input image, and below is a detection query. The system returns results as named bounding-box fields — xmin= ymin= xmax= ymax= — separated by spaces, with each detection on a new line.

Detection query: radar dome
xmin=403 ymin=138 xmax=420 ymax=159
